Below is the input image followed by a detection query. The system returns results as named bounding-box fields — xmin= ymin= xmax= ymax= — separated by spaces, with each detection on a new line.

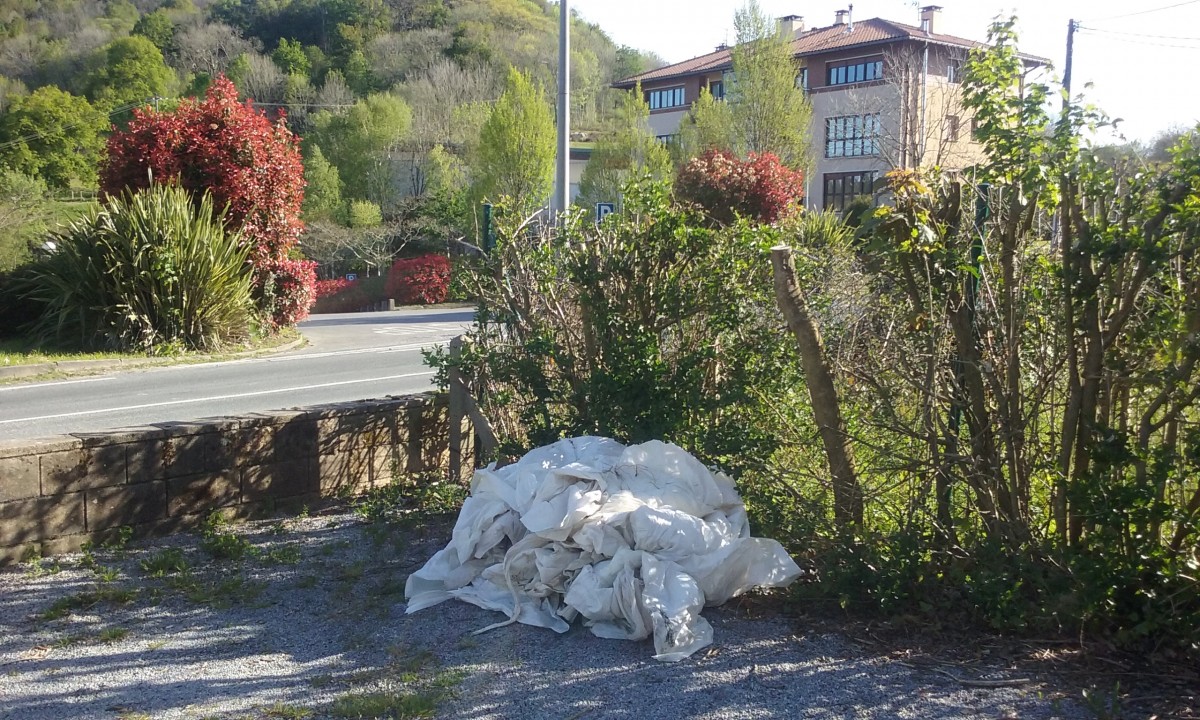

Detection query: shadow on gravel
xmin=0 ymin=510 xmax=1083 ymax=720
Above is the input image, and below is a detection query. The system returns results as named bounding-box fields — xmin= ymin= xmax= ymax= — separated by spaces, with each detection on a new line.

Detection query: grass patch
xmin=262 ymin=544 xmax=303 ymax=565
xmin=199 ymin=512 xmax=254 ymax=561
xmin=40 ymin=586 xmax=138 ymax=621
xmin=262 ymin=703 xmax=313 ymax=718
xmin=352 ymin=473 xmax=466 ymax=524
xmin=98 ymin=627 xmax=131 ymax=643
xmin=168 ymin=572 xmax=265 ymax=608
xmin=329 ymin=690 xmax=439 ymax=719
xmin=140 ymin=547 xmax=189 ymax=576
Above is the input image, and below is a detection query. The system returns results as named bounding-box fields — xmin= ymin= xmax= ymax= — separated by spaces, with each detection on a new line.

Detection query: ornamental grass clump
xmin=28 ymin=183 xmax=255 ymax=353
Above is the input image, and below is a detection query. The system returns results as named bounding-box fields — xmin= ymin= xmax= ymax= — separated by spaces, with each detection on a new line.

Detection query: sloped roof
xmin=613 ymin=17 xmax=1048 ymax=88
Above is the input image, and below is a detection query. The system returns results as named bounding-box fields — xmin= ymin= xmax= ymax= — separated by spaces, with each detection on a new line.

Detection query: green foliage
xmin=347 ymin=200 xmax=383 ymax=229
xmin=302 ymin=145 xmax=344 ymax=222
xmin=86 ymin=36 xmax=176 ymax=114
xmin=0 ymin=86 xmax=107 ymax=189
xmin=272 ymin=38 xmax=311 ymax=77
xmin=678 ymin=88 xmax=734 ymax=161
xmin=140 ymin=548 xmax=189 ymax=577
xmin=471 ymin=66 xmax=555 ymax=216
xmin=680 ymin=1 xmax=812 ymax=169
xmin=576 ymin=84 xmax=672 ymax=216
xmin=311 ymin=92 xmax=412 ymax=204
xmin=199 ymin=511 xmax=254 ymax=561
xmin=132 ymin=10 xmax=177 ymax=55
xmin=0 ymin=170 xmax=50 ymax=273
xmin=25 ymin=183 xmax=255 ymax=353
xmin=431 ymin=178 xmax=797 ymax=469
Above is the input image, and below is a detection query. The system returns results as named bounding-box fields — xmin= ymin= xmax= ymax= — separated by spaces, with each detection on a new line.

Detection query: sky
xmin=569 ymin=0 xmax=1200 ymax=143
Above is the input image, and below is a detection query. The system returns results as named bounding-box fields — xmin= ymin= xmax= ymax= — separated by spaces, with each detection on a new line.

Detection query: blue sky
xmin=571 ymin=0 xmax=1200 ymax=143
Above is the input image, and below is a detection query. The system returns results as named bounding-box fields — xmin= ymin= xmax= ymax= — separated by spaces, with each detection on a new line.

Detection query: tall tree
xmin=0 ymin=86 xmax=107 ymax=189
xmin=85 ymin=36 xmax=176 ymax=112
xmin=686 ymin=1 xmax=811 ymax=170
xmin=471 ymin=66 xmax=555 ymax=214
xmin=576 ymin=83 xmax=671 ymax=214
xmin=310 ymin=92 xmax=413 ymax=206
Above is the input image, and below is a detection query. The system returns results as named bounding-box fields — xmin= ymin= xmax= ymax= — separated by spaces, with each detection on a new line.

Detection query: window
xmin=823 ymin=171 xmax=877 ymax=212
xmin=646 ymin=86 xmax=685 ymax=110
xmin=655 ymin=134 xmax=677 ymax=145
xmin=708 ymin=80 xmax=724 ymax=100
xmin=947 ymin=59 xmax=963 ymax=83
xmin=797 ymin=67 xmax=808 ymax=91
xmin=825 ymin=114 xmax=881 ymax=158
xmin=946 ymin=115 xmax=961 ymax=142
xmin=826 ymin=58 xmax=883 ymax=86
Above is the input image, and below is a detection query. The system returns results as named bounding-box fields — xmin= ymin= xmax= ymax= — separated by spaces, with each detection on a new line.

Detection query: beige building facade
xmin=615 ymin=6 xmax=1042 ymax=211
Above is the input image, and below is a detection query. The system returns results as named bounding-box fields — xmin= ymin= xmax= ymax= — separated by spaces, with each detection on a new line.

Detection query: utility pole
xmin=1062 ymin=19 xmax=1077 ymax=114
xmin=555 ymin=0 xmax=571 ymax=219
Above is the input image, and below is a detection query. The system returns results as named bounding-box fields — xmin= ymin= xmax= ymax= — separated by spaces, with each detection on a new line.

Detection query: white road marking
xmin=0 ymin=376 xmax=115 ymax=392
xmin=0 ymin=371 xmax=436 ymax=425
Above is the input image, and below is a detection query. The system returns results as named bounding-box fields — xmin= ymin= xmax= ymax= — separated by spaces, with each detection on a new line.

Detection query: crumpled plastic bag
xmin=404 ymin=437 xmax=802 ymax=661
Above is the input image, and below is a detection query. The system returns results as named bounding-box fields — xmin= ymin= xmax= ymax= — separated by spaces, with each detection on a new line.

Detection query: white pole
xmin=556 ymin=0 xmax=571 ymax=218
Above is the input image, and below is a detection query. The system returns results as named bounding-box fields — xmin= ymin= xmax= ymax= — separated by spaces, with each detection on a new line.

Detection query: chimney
xmin=847 ymin=4 xmax=854 ymax=31
xmin=920 ymin=5 xmax=942 ymax=35
xmin=778 ymin=14 xmax=805 ymax=38
xmin=834 ymin=9 xmax=848 ymax=25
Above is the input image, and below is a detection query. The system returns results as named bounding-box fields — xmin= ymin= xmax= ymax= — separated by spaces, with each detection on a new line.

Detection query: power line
xmin=1077 ymin=25 xmax=1200 ymax=42
xmin=1085 ymin=0 xmax=1200 ymax=23
xmin=0 ymin=99 xmax=146 ymax=153
xmin=1077 ymin=27 xmax=1200 ymax=49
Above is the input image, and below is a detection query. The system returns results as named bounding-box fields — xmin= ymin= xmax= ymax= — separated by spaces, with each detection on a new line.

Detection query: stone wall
xmin=0 ymin=393 xmax=462 ymax=565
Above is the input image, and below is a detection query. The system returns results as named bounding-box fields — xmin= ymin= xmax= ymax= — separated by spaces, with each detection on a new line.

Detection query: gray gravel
xmin=0 ymin=508 xmax=1087 ymax=719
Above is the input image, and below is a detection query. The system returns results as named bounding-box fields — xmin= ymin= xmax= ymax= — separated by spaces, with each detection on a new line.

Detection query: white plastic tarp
xmin=404 ymin=437 xmax=802 ymax=661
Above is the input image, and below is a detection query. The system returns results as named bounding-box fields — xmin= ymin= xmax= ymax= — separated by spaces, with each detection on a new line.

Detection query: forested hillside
xmin=0 ymin=0 xmax=661 ymax=274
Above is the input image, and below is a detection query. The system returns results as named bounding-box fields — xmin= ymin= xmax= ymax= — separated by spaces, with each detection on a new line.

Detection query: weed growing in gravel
xmin=352 ymin=472 xmax=466 ymax=523
xmin=329 ymin=690 xmax=439 ymax=719
xmin=99 ymin=627 xmax=130 ymax=643
xmin=40 ymin=587 xmax=137 ymax=621
xmin=21 ymin=551 xmax=62 ymax=578
xmin=262 ymin=703 xmax=313 ymax=718
xmin=199 ymin=512 xmax=255 ymax=561
xmin=140 ymin=548 xmax=189 ymax=576
xmin=168 ymin=572 xmax=265 ymax=608
xmin=262 ymin=544 xmax=303 ymax=565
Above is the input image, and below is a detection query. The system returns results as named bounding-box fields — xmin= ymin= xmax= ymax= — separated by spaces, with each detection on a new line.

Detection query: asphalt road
xmin=0 ymin=307 xmax=473 ymax=442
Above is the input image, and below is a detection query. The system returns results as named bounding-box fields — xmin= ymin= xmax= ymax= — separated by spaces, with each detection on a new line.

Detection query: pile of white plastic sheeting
xmin=404 ymin=437 xmax=802 ymax=661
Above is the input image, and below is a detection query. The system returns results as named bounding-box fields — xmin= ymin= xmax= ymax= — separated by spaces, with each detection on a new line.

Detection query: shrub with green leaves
xmin=27 ymin=183 xmax=255 ymax=353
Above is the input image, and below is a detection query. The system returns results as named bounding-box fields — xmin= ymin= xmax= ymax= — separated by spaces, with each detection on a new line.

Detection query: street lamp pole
xmin=556 ymin=0 xmax=570 ymax=218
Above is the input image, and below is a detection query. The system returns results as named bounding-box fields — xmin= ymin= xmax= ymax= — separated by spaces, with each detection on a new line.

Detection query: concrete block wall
xmin=0 ymin=393 xmax=460 ymax=565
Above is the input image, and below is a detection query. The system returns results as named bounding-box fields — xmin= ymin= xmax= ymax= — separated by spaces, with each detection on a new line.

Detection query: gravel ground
xmin=0 ymin=506 xmax=1087 ymax=720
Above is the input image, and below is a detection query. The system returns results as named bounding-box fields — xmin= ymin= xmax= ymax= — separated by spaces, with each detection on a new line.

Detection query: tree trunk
xmin=771 ymin=246 xmax=863 ymax=531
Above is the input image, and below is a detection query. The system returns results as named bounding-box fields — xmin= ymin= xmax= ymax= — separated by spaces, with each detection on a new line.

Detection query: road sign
xmin=346 ymin=273 xmax=358 ymax=281
xmin=595 ymin=202 xmax=615 ymax=225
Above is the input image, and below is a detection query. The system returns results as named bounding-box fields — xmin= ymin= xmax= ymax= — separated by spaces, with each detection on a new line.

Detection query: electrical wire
xmin=1077 ymin=27 xmax=1200 ymax=49
xmin=1085 ymin=0 xmax=1200 ymax=23
xmin=1077 ymin=26 xmax=1200 ymax=42
xmin=0 ymin=99 xmax=146 ymax=153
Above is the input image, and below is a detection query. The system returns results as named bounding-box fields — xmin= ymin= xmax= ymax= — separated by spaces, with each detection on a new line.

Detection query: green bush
xmin=26 ymin=183 xmax=255 ymax=353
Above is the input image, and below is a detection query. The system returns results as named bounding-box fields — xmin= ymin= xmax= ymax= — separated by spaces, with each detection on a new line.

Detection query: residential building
xmin=613 ymin=6 xmax=1047 ymax=211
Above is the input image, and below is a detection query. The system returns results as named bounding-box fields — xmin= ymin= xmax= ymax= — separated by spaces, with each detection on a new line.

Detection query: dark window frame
xmin=826 ymin=58 xmax=883 ymax=87
xmin=825 ymin=114 xmax=881 ymax=158
xmin=646 ymin=85 xmax=686 ymax=110
xmin=823 ymin=171 xmax=877 ymax=212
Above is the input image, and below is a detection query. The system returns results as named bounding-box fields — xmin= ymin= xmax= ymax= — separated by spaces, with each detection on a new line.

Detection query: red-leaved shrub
xmin=675 ymin=150 xmax=804 ymax=226
xmin=315 ymin=278 xmax=356 ymax=299
xmin=386 ymin=255 xmax=451 ymax=305
xmin=100 ymin=76 xmax=311 ymax=329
